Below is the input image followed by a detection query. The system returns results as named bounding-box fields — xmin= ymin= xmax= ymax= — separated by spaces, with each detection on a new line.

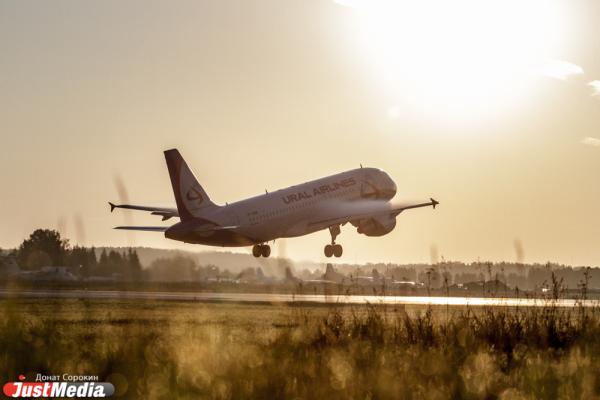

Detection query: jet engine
xmin=352 ymin=214 xmax=396 ymax=237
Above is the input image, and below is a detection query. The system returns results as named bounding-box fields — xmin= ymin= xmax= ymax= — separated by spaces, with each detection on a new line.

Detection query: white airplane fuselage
xmin=111 ymin=149 xmax=437 ymax=258
xmin=165 ymin=167 xmax=396 ymax=246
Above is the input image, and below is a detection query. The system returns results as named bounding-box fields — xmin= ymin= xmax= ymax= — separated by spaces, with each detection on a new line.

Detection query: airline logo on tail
xmin=186 ymin=187 xmax=204 ymax=205
xmin=164 ymin=148 xmax=217 ymax=220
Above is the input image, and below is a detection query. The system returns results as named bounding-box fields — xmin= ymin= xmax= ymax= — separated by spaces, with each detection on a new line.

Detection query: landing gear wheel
xmin=333 ymin=244 xmax=343 ymax=258
xmin=261 ymin=244 xmax=271 ymax=258
xmin=325 ymin=225 xmax=343 ymax=258
xmin=252 ymin=245 xmax=262 ymax=258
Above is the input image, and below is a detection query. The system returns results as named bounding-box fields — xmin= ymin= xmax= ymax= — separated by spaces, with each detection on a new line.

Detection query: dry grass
xmin=1 ymin=299 xmax=600 ymax=399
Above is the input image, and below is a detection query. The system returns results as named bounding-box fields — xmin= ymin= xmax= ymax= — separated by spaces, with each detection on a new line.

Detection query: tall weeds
xmin=1 ymin=299 xmax=600 ymax=399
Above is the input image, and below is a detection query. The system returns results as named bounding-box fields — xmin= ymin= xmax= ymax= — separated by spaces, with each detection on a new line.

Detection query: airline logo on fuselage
xmin=282 ymin=178 xmax=356 ymax=204
xmin=186 ymin=187 xmax=204 ymax=205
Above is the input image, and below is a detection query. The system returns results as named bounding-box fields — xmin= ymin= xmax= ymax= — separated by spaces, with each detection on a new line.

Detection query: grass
xmin=1 ymin=298 xmax=600 ymax=399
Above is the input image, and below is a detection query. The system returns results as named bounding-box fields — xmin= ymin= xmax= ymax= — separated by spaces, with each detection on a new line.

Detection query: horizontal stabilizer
xmin=114 ymin=226 xmax=168 ymax=232
xmin=108 ymin=202 xmax=179 ymax=220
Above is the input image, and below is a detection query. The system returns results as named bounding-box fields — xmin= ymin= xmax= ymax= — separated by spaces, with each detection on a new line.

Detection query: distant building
xmin=450 ymin=280 xmax=511 ymax=293
xmin=237 ymin=267 xmax=259 ymax=283
xmin=17 ymin=266 xmax=77 ymax=282
xmin=392 ymin=280 xmax=422 ymax=289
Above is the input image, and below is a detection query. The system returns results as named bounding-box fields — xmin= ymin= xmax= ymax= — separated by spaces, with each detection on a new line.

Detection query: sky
xmin=1 ymin=0 xmax=600 ymax=266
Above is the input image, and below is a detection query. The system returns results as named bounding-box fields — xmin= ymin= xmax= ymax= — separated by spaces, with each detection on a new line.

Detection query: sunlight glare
xmin=337 ymin=0 xmax=569 ymax=121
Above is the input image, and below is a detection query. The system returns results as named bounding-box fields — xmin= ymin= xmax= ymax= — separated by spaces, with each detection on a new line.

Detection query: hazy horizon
xmin=2 ymin=0 xmax=600 ymax=266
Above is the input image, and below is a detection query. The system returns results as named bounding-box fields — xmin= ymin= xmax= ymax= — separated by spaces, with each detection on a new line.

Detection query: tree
xmin=87 ymin=247 xmax=97 ymax=269
xmin=67 ymin=246 xmax=98 ymax=277
xmin=67 ymin=246 xmax=88 ymax=268
xmin=107 ymin=250 xmax=123 ymax=275
xmin=95 ymin=249 xmax=122 ymax=276
xmin=91 ymin=249 xmax=108 ymax=277
xmin=147 ymin=256 xmax=197 ymax=282
xmin=125 ymin=249 xmax=142 ymax=281
xmin=17 ymin=229 xmax=70 ymax=270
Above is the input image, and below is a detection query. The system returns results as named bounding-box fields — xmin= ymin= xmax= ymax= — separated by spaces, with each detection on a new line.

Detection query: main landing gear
xmin=324 ymin=225 xmax=343 ymax=258
xmin=252 ymin=244 xmax=271 ymax=258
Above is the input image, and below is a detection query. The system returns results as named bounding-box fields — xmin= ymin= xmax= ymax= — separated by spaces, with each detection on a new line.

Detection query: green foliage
xmin=93 ymin=249 xmax=142 ymax=280
xmin=66 ymin=246 xmax=97 ymax=276
xmin=147 ymin=256 xmax=198 ymax=281
xmin=13 ymin=229 xmax=142 ymax=279
xmin=17 ymin=229 xmax=69 ymax=270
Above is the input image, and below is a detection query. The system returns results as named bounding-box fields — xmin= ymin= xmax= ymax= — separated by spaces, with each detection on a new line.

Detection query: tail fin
xmin=164 ymin=149 xmax=218 ymax=220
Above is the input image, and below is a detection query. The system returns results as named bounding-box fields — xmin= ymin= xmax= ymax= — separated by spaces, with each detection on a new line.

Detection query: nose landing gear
xmin=324 ymin=225 xmax=343 ymax=258
xmin=252 ymin=244 xmax=271 ymax=258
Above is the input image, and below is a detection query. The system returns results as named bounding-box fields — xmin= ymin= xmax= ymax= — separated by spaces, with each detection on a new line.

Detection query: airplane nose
xmin=381 ymin=172 xmax=397 ymax=199
xmin=389 ymin=180 xmax=397 ymax=197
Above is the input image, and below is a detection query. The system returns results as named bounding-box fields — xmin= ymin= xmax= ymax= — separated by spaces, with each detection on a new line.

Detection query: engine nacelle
xmin=352 ymin=214 xmax=397 ymax=237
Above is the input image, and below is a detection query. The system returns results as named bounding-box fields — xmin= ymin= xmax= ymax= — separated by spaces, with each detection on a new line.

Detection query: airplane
xmin=109 ymin=149 xmax=438 ymax=258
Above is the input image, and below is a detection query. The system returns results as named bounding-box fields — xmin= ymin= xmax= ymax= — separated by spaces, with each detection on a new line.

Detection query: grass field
xmin=2 ymin=298 xmax=600 ymax=399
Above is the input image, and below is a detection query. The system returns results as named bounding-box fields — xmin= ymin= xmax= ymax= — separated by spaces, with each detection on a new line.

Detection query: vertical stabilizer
xmin=164 ymin=149 xmax=218 ymax=220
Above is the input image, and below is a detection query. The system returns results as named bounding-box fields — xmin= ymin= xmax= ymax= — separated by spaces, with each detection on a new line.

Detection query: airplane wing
xmin=308 ymin=198 xmax=439 ymax=228
xmin=389 ymin=198 xmax=439 ymax=216
xmin=114 ymin=226 xmax=169 ymax=232
xmin=109 ymin=202 xmax=179 ymax=221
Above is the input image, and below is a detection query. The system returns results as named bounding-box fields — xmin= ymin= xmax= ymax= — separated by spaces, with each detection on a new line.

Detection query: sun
xmin=337 ymin=0 xmax=569 ymax=121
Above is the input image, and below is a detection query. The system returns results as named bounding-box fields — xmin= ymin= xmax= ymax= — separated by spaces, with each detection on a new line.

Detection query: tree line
xmin=2 ymin=228 xmax=599 ymax=288
xmin=8 ymin=229 xmax=141 ymax=280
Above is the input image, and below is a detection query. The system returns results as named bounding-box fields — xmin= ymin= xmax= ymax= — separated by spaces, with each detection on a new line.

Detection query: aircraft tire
xmin=333 ymin=244 xmax=343 ymax=258
xmin=324 ymin=244 xmax=334 ymax=258
xmin=252 ymin=245 xmax=262 ymax=257
xmin=261 ymin=245 xmax=271 ymax=258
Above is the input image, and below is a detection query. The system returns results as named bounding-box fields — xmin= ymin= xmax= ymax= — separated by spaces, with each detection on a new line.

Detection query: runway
xmin=0 ymin=289 xmax=597 ymax=307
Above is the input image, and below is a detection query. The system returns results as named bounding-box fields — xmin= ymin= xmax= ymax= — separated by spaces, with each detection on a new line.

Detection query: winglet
xmin=109 ymin=202 xmax=116 ymax=212
xmin=431 ymin=198 xmax=439 ymax=209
